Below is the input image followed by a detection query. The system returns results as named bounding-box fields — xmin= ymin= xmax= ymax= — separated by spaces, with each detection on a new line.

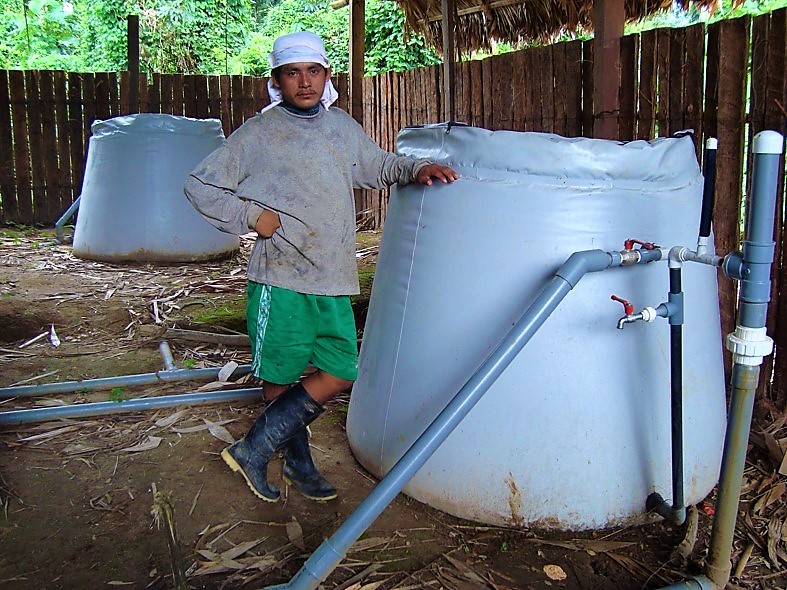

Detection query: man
xmin=184 ymin=31 xmax=458 ymax=503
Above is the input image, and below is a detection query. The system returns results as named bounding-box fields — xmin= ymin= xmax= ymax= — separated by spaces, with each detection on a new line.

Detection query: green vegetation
xmin=625 ymin=0 xmax=787 ymax=34
xmin=0 ymin=0 xmax=438 ymax=75
xmin=109 ymin=386 xmax=127 ymax=402
xmin=351 ymin=265 xmax=375 ymax=336
xmin=1 ymin=0 xmax=782 ymax=74
xmin=191 ymin=297 xmax=247 ymax=332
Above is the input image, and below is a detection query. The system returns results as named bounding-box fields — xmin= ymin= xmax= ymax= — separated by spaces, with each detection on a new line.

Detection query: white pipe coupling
xmin=725 ymin=325 xmax=774 ymax=366
xmin=640 ymin=306 xmax=659 ymax=322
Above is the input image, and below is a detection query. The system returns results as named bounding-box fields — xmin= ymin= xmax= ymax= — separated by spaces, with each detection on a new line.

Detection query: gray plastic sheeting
xmin=347 ymin=125 xmax=726 ymax=531
xmin=73 ymin=114 xmax=238 ymax=262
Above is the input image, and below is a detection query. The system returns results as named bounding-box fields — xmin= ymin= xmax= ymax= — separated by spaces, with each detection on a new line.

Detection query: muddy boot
xmin=221 ymin=383 xmax=323 ymax=502
xmin=282 ymin=428 xmax=337 ymax=501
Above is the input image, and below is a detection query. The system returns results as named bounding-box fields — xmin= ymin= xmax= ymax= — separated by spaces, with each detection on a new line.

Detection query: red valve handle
xmin=611 ymin=295 xmax=634 ymax=315
xmin=624 ymin=238 xmax=656 ymax=250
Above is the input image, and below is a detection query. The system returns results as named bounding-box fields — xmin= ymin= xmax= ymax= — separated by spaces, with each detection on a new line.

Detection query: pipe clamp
xmin=725 ymin=326 xmax=774 ymax=366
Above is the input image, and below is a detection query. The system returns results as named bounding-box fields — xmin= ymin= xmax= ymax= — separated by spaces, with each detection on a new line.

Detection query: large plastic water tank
xmin=73 ymin=114 xmax=238 ymax=262
xmin=346 ymin=125 xmax=726 ymax=531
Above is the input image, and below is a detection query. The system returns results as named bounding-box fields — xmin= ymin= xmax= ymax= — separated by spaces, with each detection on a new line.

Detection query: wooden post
xmin=349 ymin=0 xmax=365 ymax=126
xmin=441 ymin=0 xmax=456 ymax=122
xmin=127 ymin=15 xmax=139 ymax=114
xmin=592 ymin=0 xmax=624 ymax=139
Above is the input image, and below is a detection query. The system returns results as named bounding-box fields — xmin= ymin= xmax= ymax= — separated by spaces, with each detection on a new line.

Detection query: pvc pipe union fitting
xmin=725 ymin=325 xmax=774 ymax=366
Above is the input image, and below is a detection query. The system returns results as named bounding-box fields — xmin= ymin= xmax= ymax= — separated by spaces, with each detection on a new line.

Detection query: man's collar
xmin=280 ymin=102 xmax=321 ymax=117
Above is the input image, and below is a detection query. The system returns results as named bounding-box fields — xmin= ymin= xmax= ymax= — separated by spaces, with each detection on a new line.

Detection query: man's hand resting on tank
xmin=417 ymin=164 xmax=460 ymax=186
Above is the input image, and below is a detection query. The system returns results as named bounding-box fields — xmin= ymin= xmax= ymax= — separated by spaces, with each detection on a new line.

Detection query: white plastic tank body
xmin=346 ymin=125 xmax=727 ymax=531
xmin=73 ymin=114 xmax=238 ymax=262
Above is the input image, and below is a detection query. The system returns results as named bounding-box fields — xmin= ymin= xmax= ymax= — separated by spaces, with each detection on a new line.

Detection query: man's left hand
xmin=417 ymin=164 xmax=460 ymax=186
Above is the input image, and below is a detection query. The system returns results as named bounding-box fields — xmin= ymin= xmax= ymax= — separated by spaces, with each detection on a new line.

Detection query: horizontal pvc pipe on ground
xmin=0 ymin=365 xmax=251 ymax=398
xmin=0 ymin=387 xmax=262 ymax=426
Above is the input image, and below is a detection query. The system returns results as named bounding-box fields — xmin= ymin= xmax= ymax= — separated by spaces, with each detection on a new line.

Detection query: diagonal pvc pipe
xmin=55 ymin=195 xmax=81 ymax=244
xmin=263 ymin=246 xmax=667 ymax=590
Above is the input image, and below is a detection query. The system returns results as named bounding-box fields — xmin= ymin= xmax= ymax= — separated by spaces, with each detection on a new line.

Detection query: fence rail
xmin=0 ymin=10 xmax=786 ymax=404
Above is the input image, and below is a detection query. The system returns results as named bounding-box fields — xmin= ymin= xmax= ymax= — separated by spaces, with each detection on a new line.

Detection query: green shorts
xmin=246 ymin=282 xmax=358 ymax=385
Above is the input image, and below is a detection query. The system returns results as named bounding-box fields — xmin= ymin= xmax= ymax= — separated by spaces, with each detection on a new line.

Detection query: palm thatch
xmin=394 ymin=0 xmax=720 ymax=55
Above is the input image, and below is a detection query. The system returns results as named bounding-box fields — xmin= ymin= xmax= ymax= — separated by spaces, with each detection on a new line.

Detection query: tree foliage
xmin=1 ymin=0 xmax=784 ymax=73
xmin=0 ymin=0 xmax=438 ymax=74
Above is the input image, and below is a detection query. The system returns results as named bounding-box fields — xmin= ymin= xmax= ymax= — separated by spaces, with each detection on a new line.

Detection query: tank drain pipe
xmin=697 ymin=138 xmax=718 ymax=256
xmin=657 ymin=130 xmax=783 ymax=590
xmin=646 ymin=255 xmax=686 ymax=526
xmin=55 ymin=195 xmax=81 ymax=244
xmin=617 ymin=247 xmax=722 ymax=526
xmin=263 ymin=246 xmax=666 ymax=590
xmin=0 ymin=386 xmax=264 ymax=426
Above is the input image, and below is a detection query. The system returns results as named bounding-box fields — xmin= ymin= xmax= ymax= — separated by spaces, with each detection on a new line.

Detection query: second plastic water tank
xmin=346 ymin=125 xmax=726 ymax=531
xmin=73 ymin=114 xmax=238 ymax=262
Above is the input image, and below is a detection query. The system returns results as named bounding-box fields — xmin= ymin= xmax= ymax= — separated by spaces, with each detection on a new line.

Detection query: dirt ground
xmin=1 ymin=228 xmax=786 ymax=590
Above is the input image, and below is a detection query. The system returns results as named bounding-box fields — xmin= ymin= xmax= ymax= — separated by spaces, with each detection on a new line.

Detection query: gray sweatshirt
xmin=184 ymin=105 xmax=430 ymax=295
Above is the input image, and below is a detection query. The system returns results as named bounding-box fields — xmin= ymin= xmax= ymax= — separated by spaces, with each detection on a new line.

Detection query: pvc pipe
xmin=698 ymin=138 xmax=718 ymax=246
xmin=737 ymin=130 xmax=782 ymax=329
xmin=705 ymin=132 xmax=782 ymax=587
xmin=659 ymin=576 xmax=715 ymax=590
xmin=264 ymin=248 xmax=665 ymax=590
xmin=55 ymin=195 xmax=80 ymax=244
xmin=0 ymin=387 xmax=263 ymax=426
xmin=647 ymin=264 xmax=686 ymax=526
xmin=159 ymin=341 xmax=177 ymax=371
xmin=704 ymin=364 xmax=758 ymax=586
xmin=0 ymin=365 xmax=252 ymax=398
xmin=659 ymin=132 xmax=783 ymax=590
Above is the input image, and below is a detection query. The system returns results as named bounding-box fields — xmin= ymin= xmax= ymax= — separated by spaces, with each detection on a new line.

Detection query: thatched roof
xmin=394 ymin=0 xmax=719 ymax=54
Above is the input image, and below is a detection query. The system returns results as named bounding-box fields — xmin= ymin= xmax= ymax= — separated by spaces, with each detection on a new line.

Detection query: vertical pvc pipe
xmin=647 ymin=262 xmax=686 ymax=525
xmin=660 ymin=131 xmax=783 ymax=590
xmin=705 ymin=132 xmax=782 ymax=587
xmin=697 ymin=138 xmax=718 ymax=255
xmin=668 ymin=266 xmax=685 ymax=523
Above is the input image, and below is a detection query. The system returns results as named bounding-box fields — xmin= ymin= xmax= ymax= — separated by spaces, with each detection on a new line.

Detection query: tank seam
xmin=378 ymin=187 xmax=428 ymax=472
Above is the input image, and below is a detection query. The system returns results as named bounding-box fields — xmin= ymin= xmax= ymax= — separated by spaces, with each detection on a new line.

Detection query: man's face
xmin=272 ymin=62 xmax=331 ymax=110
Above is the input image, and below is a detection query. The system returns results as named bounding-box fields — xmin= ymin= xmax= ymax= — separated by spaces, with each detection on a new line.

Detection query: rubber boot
xmin=282 ymin=428 xmax=338 ymax=501
xmin=221 ymin=383 xmax=323 ymax=502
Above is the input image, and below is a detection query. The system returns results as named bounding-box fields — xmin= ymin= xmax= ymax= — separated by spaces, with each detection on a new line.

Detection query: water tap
xmin=611 ymin=295 xmax=660 ymax=329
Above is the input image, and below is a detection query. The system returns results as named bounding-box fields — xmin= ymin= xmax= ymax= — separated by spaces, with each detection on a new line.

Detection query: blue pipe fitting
xmin=556 ymin=250 xmax=614 ymax=287
xmin=722 ymin=251 xmax=744 ymax=281
xmin=667 ymin=291 xmax=684 ymax=325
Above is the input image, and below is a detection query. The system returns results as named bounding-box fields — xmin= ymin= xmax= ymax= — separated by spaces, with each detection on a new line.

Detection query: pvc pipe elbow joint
xmin=725 ymin=325 xmax=774 ymax=366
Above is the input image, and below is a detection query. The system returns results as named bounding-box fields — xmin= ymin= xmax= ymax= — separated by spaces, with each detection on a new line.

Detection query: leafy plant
xmin=109 ymin=386 xmax=127 ymax=402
